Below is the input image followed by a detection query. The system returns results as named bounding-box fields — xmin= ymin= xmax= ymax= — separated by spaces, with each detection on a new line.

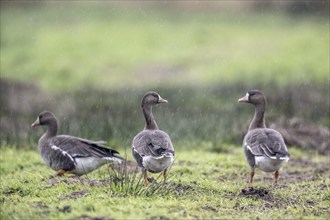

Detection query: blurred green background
xmin=1 ymin=1 xmax=329 ymax=151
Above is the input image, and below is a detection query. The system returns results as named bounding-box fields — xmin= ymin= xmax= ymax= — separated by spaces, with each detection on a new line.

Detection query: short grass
xmin=1 ymin=3 xmax=329 ymax=91
xmin=1 ymin=145 xmax=329 ymax=219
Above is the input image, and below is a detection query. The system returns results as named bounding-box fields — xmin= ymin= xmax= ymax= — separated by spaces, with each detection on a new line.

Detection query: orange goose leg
xmin=249 ymin=171 xmax=255 ymax=187
xmin=54 ymin=169 xmax=74 ymax=176
xmin=274 ymin=170 xmax=279 ymax=185
xmin=143 ymin=171 xmax=148 ymax=186
xmin=163 ymin=168 xmax=169 ymax=184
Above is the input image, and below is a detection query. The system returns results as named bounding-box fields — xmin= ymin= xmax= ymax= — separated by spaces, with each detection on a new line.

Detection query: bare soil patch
xmin=47 ymin=176 xmax=111 ymax=187
xmin=240 ymin=187 xmax=270 ymax=199
xmin=33 ymin=201 xmax=49 ymax=209
xmin=61 ymin=190 xmax=89 ymax=200
xmin=33 ymin=201 xmax=51 ymax=216
xmin=72 ymin=215 xmax=113 ymax=220
xmin=57 ymin=205 xmax=72 ymax=213
xmin=272 ymin=157 xmax=329 ymax=183
xmin=201 ymin=205 xmax=218 ymax=212
xmin=237 ymin=187 xmax=290 ymax=209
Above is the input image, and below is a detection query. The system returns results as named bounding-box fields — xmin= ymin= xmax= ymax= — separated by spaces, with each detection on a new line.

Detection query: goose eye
xmin=152 ymin=94 xmax=159 ymax=100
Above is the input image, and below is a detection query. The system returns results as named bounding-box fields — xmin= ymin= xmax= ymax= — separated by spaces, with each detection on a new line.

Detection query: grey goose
xmin=238 ymin=90 xmax=289 ymax=185
xmin=132 ymin=91 xmax=175 ymax=186
xmin=31 ymin=111 xmax=123 ymax=176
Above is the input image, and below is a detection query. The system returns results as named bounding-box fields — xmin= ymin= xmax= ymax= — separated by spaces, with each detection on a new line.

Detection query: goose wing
xmin=244 ymin=128 xmax=289 ymax=159
xmin=50 ymin=135 xmax=121 ymax=159
xmin=132 ymin=130 xmax=174 ymax=158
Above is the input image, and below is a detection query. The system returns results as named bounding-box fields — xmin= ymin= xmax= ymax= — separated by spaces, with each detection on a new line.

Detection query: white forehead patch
xmin=246 ymin=92 xmax=250 ymax=98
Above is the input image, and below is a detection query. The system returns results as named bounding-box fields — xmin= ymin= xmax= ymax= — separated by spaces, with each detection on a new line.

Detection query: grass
xmin=0 ymin=145 xmax=329 ymax=219
xmin=1 ymin=3 xmax=329 ymax=91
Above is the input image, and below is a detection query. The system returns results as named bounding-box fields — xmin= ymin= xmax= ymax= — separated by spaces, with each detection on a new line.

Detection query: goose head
xmin=31 ymin=111 xmax=57 ymax=127
xmin=238 ymin=90 xmax=266 ymax=106
xmin=141 ymin=91 xmax=168 ymax=107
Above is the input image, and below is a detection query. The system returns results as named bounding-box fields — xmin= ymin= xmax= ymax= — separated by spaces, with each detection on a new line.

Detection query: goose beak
xmin=238 ymin=93 xmax=249 ymax=103
xmin=158 ymin=96 xmax=168 ymax=104
xmin=31 ymin=118 xmax=40 ymax=128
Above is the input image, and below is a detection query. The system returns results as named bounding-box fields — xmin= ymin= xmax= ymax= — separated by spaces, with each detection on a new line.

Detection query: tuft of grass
xmin=105 ymin=160 xmax=177 ymax=198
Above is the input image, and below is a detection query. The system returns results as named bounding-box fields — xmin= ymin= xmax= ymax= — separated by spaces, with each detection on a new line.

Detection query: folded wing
xmin=51 ymin=135 xmax=121 ymax=159
xmin=132 ymin=130 xmax=174 ymax=158
xmin=244 ymin=128 xmax=289 ymax=159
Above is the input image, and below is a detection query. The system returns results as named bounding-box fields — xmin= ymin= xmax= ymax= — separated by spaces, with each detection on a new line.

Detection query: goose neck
xmin=142 ymin=104 xmax=158 ymax=130
xmin=249 ymin=104 xmax=266 ymax=130
xmin=45 ymin=120 xmax=58 ymax=137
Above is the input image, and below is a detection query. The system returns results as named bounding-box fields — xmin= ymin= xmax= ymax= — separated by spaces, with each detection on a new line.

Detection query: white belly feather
xmin=255 ymin=156 xmax=289 ymax=172
xmin=74 ymin=157 xmax=120 ymax=175
xmin=142 ymin=155 xmax=174 ymax=173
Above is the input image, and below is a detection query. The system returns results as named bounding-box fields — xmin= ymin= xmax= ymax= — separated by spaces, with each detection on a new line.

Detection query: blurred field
xmin=1 ymin=3 xmax=329 ymax=91
xmin=1 ymin=2 xmax=329 ymax=149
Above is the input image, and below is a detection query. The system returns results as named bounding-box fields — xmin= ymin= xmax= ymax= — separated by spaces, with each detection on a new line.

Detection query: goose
xmin=238 ymin=90 xmax=289 ymax=185
xmin=132 ymin=91 xmax=174 ymax=186
xmin=31 ymin=111 xmax=123 ymax=176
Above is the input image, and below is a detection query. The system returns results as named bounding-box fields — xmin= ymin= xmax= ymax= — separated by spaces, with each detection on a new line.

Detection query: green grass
xmin=1 ymin=3 xmax=329 ymax=91
xmin=1 ymin=146 xmax=329 ymax=219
